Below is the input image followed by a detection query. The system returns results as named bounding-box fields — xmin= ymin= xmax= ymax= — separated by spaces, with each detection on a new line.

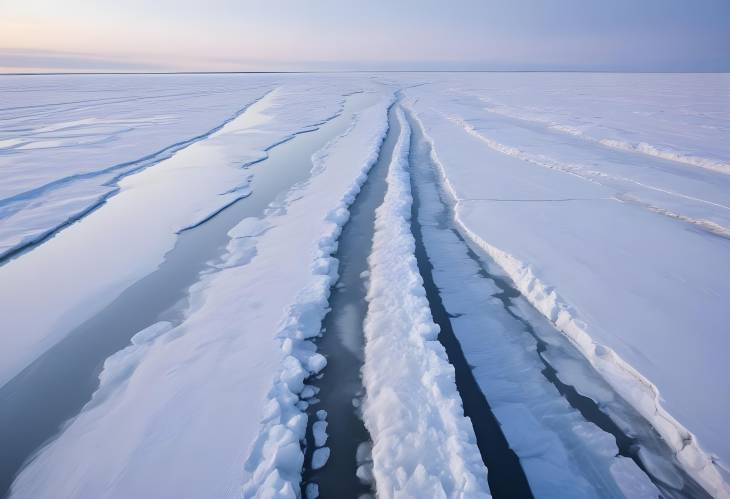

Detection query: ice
xmin=0 ymin=77 xmax=373 ymax=388
xmin=312 ymin=420 xmax=328 ymax=447
xmin=444 ymin=73 xmax=730 ymax=175
xmin=611 ymin=458 xmax=662 ymax=499
xmin=305 ymin=482 xmax=319 ymax=499
xmin=403 ymin=73 xmax=730 ymax=497
xmin=4 ymin=73 xmax=728 ymax=498
xmin=408 ymin=111 xmax=648 ymax=497
xmin=311 ymin=448 xmax=330 ymax=470
xmin=356 ymin=463 xmax=375 ymax=485
xmin=355 ymin=440 xmax=375 ymax=485
xmin=300 ymin=386 xmax=316 ymax=399
xmin=0 ymin=74 xmax=280 ymax=259
xmin=8 ymin=86 xmax=393 ymax=498
xmin=360 ymin=107 xmax=491 ymax=498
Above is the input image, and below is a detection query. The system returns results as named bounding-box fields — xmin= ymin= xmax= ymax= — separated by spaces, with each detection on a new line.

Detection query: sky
xmin=0 ymin=0 xmax=729 ymax=73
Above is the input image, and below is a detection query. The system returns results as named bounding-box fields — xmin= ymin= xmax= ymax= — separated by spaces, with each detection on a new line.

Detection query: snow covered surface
xmin=436 ymin=73 xmax=730 ymax=175
xmin=403 ymin=74 xmax=730 ymax=496
xmin=361 ymin=107 xmax=491 ymax=498
xmin=0 ymin=77 xmax=370 ymax=387
xmin=3 ymin=73 xmax=728 ymax=498
xmin=8 ymin=88 xmax=392 ymax=498
xmin=0 ymin=74 xmax=281 ymax=258
xmin=409 ymin=111 xmax=660 ymax=498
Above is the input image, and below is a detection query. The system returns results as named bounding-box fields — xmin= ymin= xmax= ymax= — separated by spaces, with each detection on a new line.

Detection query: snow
xmin=407 ymin=107 xmax=660 ymax=498
xmin=360 ymin=106 xmax=491 ymax=499
xmin=0 ymin=77 xmax=373 ymax=388
xmin=8 ymin=87 xmax=393 ymax=498
xmin=403 ymin=74 xmax=730 ymax=497
xmin=0 ymin=74 xmax=280 ymax=259
xmin=3 ymin=73 xmax=728 ymax=498
xmin=442 ymin=73 xmax=730 ymax=175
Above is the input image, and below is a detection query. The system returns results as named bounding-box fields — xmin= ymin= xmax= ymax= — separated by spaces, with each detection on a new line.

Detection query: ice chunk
xmin=311 ymin=448 xmax=330 ymax=470
xmin=312 ymin=421 xmax=328 ymax=448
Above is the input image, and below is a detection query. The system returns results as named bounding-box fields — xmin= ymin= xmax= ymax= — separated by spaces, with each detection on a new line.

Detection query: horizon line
xmin=2 ymin=69 xmax=729 ymax=76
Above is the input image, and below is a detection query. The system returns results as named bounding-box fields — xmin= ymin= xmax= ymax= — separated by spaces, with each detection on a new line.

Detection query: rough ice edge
xmin=240 ymin=93 xmax=394 ymax=498
xmin=361 ymin=106 xmax=491 ymax=499
xmin=410 ymin=109 xmax=730 ymax=499
xmin=478 ymin=102 xmax=730 ymax=176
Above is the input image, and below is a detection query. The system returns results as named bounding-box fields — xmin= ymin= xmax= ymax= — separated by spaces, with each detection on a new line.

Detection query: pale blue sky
xmin=1 ymin=0 xmax=728 ymax=72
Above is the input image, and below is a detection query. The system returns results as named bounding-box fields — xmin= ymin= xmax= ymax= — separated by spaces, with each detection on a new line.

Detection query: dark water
xmin=0 ymin=91 xmax=379 ymax=497
xmin=406 ymin=110 xmax=535 ymax=499
xmin=300 ymin=104 xmax=398 ymax=498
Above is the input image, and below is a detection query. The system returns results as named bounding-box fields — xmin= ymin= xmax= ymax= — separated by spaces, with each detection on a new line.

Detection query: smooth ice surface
xmin=8 ymin=87 xmax=393 ymax=498
xmin=403 ymin=73 xmax=730 ymax=496
xmin=361 ymin=107 xmax=491 ymax=499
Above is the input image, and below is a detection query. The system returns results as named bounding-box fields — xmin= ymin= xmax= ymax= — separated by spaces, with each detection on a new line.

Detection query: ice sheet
xmin=403 ymin=74 xmax=730 ymax=496
xmin=9 ymin=88 xmax=393 ymax=499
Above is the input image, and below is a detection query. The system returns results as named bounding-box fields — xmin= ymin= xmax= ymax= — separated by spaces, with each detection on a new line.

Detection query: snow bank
xmin=9 ymin=91 xmax=393 ymax=499
xmin=361 ymin=107 xmax=491 ymax=498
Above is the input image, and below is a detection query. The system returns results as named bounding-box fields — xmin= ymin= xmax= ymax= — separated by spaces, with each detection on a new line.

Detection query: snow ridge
xmin=450 ymin=116 xmax=730 ymax=237
xmin=479 ymin=102 xmax=730 ymax=176
xmin=413 ymin=112 xmax=730 ymax=499
xmin=241 ymin=97 xmax=393 ymax=498
xmin=361 ymin=106 xmax=491 ymax=499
